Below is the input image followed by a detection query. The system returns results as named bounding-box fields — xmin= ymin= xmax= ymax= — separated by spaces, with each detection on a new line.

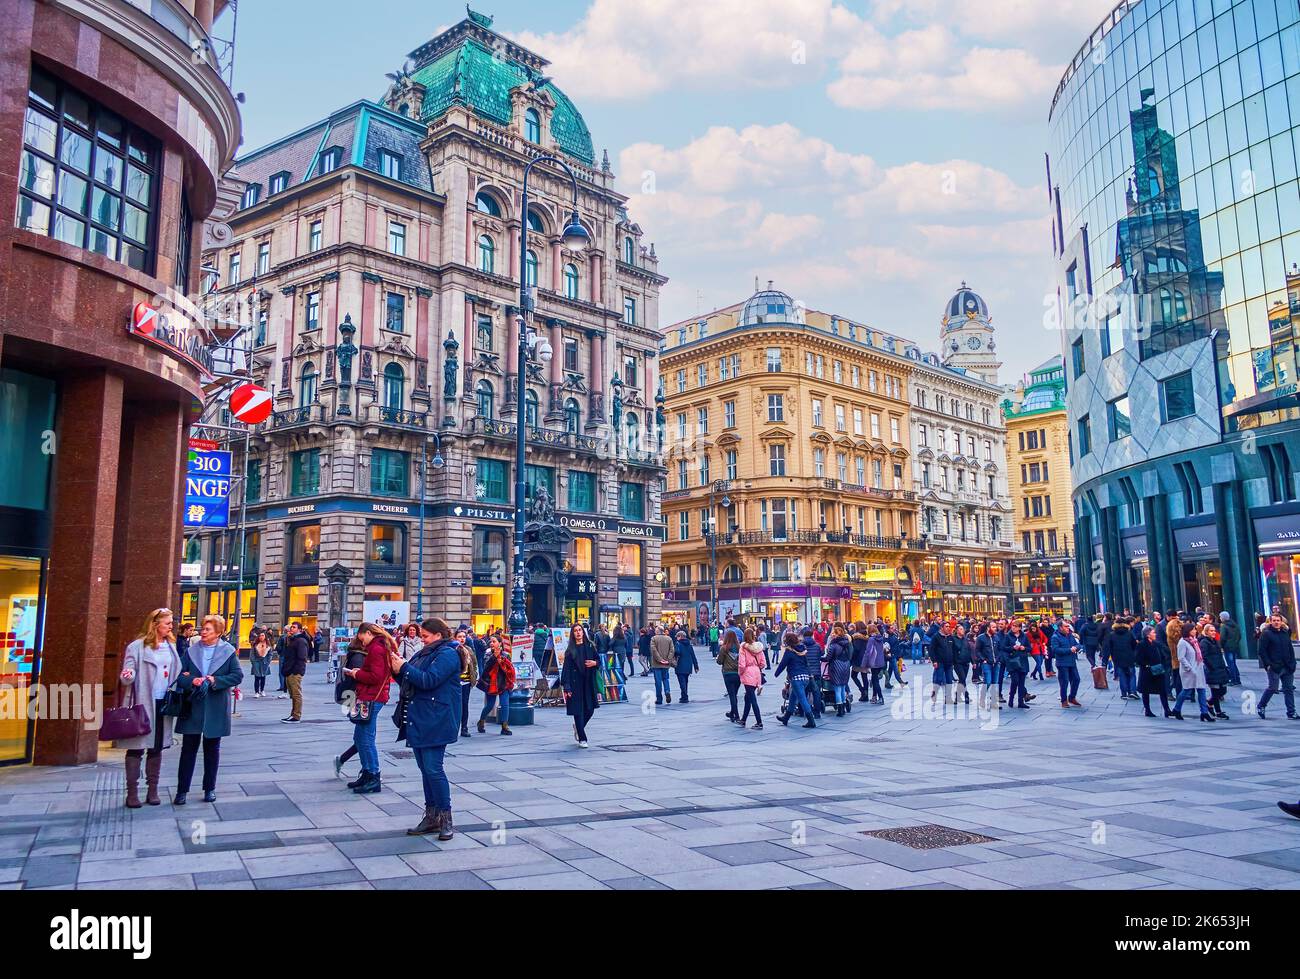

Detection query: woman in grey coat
xmin=173 ymin=614 xmax=244 ymax=804
xmin=116 ymin=608 xmax=183 ymax=808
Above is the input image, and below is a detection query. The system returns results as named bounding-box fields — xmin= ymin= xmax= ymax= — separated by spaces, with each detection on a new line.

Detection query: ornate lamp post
xmin=709 ymin=483 xmax=731 ymax=624
xmin=335 ymin=315 xmax=358 ymax=417
xmin=508 ymin=156 xmax=590 ymax=639
xmin=416 ymin=433 xmax=445 ymax=620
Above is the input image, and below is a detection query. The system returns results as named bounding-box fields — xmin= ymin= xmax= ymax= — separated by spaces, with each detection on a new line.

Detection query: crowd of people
xmin=113 ymin=601 xmax=1299 ymax=832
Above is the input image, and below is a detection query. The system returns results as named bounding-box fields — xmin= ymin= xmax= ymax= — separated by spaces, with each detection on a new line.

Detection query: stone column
xmin=35 ymin=370 xmax=124 ymax=766
xmin=551 ymin=241 xmax=562 ymax=292
xmin=587 ymin=332 xmax=604 ymax=427
xmin=546 ymin=319 xmax=564 ymax=421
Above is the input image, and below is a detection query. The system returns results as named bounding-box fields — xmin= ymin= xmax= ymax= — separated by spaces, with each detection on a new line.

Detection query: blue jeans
xmin=885 ymin=654 xmax=903 ymax=685
xmin=1173 ymin=687 xmax=1210 ymax=716
xmin=832 ymin=682 xmax=848 ymax=705
xmin=911 ymin=640 xmax=922 ymax=663
xmin=1057 ymin=662 xmax=1081 ymax=701
xmin=785 ymin=676 xmax=815 ymax=720
xmin=653 ymin=667 xmax=672 ymax=701
xmin=1259 ymin=668 xmax=1296 ymax=716
xmin=931 ymin=663 xmax=953 ymax=686
xmin=981 ymin=662 xmax=997 ymax=686
xmin=1224 ymin=650 xmax=1241 ymax=684
xmin=478 ymin=691 xmax=511 ymax=726
xmin=1117 ymin=664 xmax=1136 ymax=696
xmin=413 ymin=744 xmax=450 ymax=809
xmin=807 ymin=676 xmax=824 ymax=713
xmin=352 ymin=703 xmax=384 ymax=774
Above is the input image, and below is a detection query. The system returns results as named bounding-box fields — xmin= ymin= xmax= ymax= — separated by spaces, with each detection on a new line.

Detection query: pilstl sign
xmin=128 ymin=301 xmax=214 ymax=379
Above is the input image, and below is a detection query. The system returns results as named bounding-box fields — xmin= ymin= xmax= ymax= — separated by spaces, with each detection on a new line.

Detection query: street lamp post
xmin=416 ymin=432 xmax=445 ymax=620
xmin=508 ymin=155 xmax=590 ymax=645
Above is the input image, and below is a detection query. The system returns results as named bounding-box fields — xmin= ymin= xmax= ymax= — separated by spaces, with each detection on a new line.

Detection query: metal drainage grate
xmin=386 ymin=750 xmax=415 ymax=760
xmin=601 ymin=744 xmax=668 ymax=752
xmin=861 ymin=824 xmax=998 ymax=849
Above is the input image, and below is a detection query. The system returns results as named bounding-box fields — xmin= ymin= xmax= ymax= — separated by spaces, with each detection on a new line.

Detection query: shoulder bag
xmin=100 ymin=666 xmax=151 ymax=740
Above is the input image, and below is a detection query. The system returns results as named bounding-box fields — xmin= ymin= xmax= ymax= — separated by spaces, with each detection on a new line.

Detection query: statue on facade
xmin=528 ymin=483 xmax=556 ymax=524
xmin=442 ymin=331 xmax=460 ymax=401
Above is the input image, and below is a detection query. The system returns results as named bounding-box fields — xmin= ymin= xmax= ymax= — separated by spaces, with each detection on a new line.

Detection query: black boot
xmin=437 ymin=809 xmax=454 ymax=841
xmin=347 ymin=771 xmax=370 ymax=789
xmin=352 ymin=771 xmax=381 ymax=794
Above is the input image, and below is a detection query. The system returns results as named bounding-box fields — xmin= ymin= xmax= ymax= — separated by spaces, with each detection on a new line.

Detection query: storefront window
xmin=473 ymin=528 xmax=507 ymax=579
xmin=988 ymin=562 xmax=1004 ymax=586
xmin=0 ymin=370 xmax=56 ymax=510
xmin=617 ymin=542 xmax=642 ymax=576
xmin=0 ymin=556 xmax=44 ymax=763
xmin=1261 ymin=555 xmax=1298 ymax=637
xmin=206 ymin=589 xmax=255 ymax=648
xmin=471 ymin=586 xmax=503 ymax=633
xmin=571 ymin=536 xmax=594 ymax=574
xmin=286 ymin=585 xmax=319 ymax=635
xmin=290 ymin=524 xmax=321 ymax=565
xmin=368 ymin=522 xmax=405 ymax=566
xmin=180 ymin=590 xmax=198 ymax=627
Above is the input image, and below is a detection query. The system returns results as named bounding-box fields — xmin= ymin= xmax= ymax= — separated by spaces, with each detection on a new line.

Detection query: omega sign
xmin=128 ymin=302 xmax=214 ymax=378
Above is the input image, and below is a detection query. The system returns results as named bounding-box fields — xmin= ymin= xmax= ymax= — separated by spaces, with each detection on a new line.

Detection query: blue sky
xmin=220 ymin=0 xmax=1119 ymax=383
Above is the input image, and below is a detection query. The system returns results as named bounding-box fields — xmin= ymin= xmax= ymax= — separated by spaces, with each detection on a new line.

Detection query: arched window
xmin=1173 ymin=289 xmax=1188 ymax=320
xmin=524 ymin=389 xmax=539 ymax=428
xmin=525 ymin=108 xmax=541 ymax=143
xmin=527 ymin=208 xmax=545 ymax=234
xmin=383 ymin=363 xmax=404 ymax=410
xmin=722 ymin=563 xmax=743 ymax=583
xmin=1160 ymin=287 xmax=1173 ymax=322
xmin=563 ymin=262 xmax=579 ymax=300
xmin=474 ymin=192 xmax=500 ymax=216
xmin=1147 ymin=165 xmax=1161 ymax=198
xmin=478 ymin=234 xmax=495 ymax=274
xmin=398 ymin=103 xmax=410 ymax=117
xmin=623 ymin=236 xmax=635 ymax=264
xmin=524 ymin=249 xmax=538 ymax=287
xmin=625 ymin=412 xmax=639 ymax=453
xmin=817 ymin=563 xmax=835 ymax=581
xmin=564 ymin=398 xmax=581 ymax=434
xmin=476 ymin=380 xmax=494 ymax=420
xmin=299 ymin=362 xmax=317 ymax=407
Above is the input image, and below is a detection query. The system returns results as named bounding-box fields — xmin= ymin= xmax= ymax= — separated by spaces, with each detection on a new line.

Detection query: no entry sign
xmin=230 ymin=383 xmax=272 ymax=424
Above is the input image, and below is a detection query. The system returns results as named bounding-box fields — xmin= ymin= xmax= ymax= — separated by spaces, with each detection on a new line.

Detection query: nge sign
xmin=184 ymin=444 xmax=232 ymax=529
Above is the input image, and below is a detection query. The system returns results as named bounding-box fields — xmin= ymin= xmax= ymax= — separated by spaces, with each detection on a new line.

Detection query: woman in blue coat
xmin=672 ymin=631 xmax=699 ymax=702
xmin=173 ymin=614 xmax=243 ymax=805
xmin=389 ymin=618 xmax=462 ymax=839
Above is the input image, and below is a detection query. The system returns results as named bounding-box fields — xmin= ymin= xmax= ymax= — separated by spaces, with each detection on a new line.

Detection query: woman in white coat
xmin=1171 ymin=621 xmax=1214 ymax=722
xmin=117 ymin=608 xmax=184 ymax=807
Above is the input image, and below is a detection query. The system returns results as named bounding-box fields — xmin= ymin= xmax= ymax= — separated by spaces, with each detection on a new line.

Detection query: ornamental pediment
xmin=762 ymin=426 xmax=795 ymax=441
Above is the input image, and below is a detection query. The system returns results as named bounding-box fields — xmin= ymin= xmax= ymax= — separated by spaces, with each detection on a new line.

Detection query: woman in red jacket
xmin=342 ymin=622 xmax=395 ymax=794
xmin=476 ymin=633 xmax=516 ymax=735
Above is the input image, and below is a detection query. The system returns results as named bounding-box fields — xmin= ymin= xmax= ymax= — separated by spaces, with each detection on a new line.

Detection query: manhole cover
xmin=861 ymin=824 xmax=998 ymax=849
xmin=386 ymin=750 xmax=414 ymax=760
xmin=601 ymin=744 xmax=667 ymax=752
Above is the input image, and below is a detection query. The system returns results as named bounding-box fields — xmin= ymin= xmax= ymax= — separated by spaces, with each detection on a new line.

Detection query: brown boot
xmin=144 ymin=752 xmax=162 ymax=806
xmin=437 ymin=809 xmax=454 ymax=841
xmin=407 ymin=806 xmax=441 ymax=836
xmin=124 ymin=755 xmax=143 ymax=809
xmin=500 ymin=723 xmax=512 ymax=736
xmin=476 ymin=718 xmax=486 ymax=733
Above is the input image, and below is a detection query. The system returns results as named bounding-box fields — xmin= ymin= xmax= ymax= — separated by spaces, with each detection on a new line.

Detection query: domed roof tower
xmin=939 ymin=281 xmax=1000 ymax=383
xmin=739 ymin=280 xmax=803 ymax=327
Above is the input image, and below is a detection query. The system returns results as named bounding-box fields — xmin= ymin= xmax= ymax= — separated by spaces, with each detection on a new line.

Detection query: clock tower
xmin=940 ymin=282 xmax=1001 ymax=384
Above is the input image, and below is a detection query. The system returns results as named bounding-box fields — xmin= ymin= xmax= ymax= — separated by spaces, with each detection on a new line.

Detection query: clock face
xmin=966 ymin=336 xmax=982 ymax=350
xmin=965 ymin=299 xmax=977 ymax=312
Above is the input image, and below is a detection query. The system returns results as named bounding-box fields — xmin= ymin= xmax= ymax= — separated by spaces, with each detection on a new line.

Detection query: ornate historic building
xmin=906 ymin=285 xmax=1017 ymax=618
xmin=659 ymin=283 xmax=925 ymax=630
xmin=194 ymin=11 xmax=666 ymax=636
xmin=0 ymin=0 xmax=241 ymax=764
xmin=1002 ymin=355 xmax=1077 ymax=617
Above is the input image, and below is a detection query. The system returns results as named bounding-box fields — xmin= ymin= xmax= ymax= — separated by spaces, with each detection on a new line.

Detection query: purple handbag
xmin=99 ymin=670 xmax=151 ymax=741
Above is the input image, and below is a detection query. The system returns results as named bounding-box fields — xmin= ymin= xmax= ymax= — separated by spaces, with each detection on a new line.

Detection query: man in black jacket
xmin=929 ymin=621 xmax=958 ymax=705
xmin=281 ymin=622 xmax=310 ymax=723
xmin=1256 ymin=613 xmax=1297 ymax=720
xmin=1218 ymin=611 xmax=1243 ymax=685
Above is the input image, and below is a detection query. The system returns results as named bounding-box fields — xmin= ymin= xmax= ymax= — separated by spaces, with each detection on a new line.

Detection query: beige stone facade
xmin=188 ymin=14 xmax=665 ymax=639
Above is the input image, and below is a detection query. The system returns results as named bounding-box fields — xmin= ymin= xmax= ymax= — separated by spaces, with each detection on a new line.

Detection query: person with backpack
xmin=716 ymin=629 xmax=742 ymax=723
xmin=823 ymin=624 xmax=853 ymax=717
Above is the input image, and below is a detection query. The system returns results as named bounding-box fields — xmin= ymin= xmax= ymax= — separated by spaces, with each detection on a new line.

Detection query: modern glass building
xmin=1049 ymin=0 xmax=1300 ymax=648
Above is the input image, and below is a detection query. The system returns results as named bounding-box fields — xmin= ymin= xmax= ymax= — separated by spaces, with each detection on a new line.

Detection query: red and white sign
xmin=229 ymin=383 xmax=272 ymax=425
xmin=187 ymin=436 xmax=220 ymax=452
xmin=127 ymin=301 xmax=214 ymax=378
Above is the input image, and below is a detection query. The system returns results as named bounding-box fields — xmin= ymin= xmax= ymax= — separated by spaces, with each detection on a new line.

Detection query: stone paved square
xmin=0 ymin=656 xmax=1297 ymax=890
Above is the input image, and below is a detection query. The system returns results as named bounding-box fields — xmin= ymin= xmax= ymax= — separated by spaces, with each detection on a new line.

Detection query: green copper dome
xmin=409 ymin=36 xmax=595 ymax=166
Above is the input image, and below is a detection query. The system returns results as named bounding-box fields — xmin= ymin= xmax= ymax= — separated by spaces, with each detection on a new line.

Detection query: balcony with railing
xmin=267 ymin=404 xmax=325 ymax=431
xmin=368 ymin=404 xmax=429 ymax=430
xmin=463 ymin=415 xmax=606 ymax=455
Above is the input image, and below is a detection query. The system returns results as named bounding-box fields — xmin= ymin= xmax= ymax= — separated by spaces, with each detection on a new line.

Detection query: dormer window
xmin=316 ymin=147 xmax=342 ymax=176
xmin=268 ymin=171 xmax=289 ymax=195
xmin=379 ymin=150 xmax=402 ymax=180
xmin=241 ymin=183 xmax=260 ymax=209
xmin=525 ymin=107 xmax=541 ymax=143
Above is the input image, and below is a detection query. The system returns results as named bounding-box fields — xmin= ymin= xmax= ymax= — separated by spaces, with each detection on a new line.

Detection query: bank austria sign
xmin=128 ymin=300 xmax=215 ymax=379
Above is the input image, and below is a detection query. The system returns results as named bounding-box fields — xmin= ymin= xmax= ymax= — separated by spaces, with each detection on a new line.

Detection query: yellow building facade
xmin=659 ymin=285 xmax=926 ymax=630
xmin=1002 ymin=356 xmax=1078 ymax=616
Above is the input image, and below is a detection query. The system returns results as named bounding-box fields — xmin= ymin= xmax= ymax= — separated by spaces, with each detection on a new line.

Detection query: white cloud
xmin=846 ymin=160 xmax=1041 ymax=217
xmin=916 ymin=219 xmax=1052 ymax=257
xmin=751 ymin=213 xmax=825 ymax=252
xmin=515 ymin=0 xmax=865 ymax=100
xmin=867 ymin=0 xmax=1115 ymax=46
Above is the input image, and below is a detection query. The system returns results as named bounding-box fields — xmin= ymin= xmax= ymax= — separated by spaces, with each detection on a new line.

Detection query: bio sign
xmin=184 ymin=440 xmax=232 ymax=529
